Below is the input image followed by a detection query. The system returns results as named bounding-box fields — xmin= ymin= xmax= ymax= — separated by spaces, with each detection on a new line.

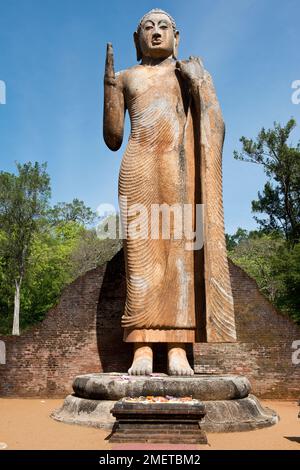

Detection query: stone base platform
xmin=109 ymin=399 xmax=207 ymax=444
xmin=51 ymin=373 xmax=279 ymax=433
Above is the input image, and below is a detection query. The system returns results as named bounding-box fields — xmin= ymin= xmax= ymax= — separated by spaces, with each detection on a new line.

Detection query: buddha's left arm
xmin=190 ymin=70 xmax=225 ymax=145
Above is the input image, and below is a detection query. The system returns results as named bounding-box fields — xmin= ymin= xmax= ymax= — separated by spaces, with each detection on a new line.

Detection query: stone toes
xmin=186 ymin=368 xmax=194 ymax=376
xmin=128 ymin=361 xmax=153 ymax=376
xmin=168 ymin=366 xmax=194 ymax=376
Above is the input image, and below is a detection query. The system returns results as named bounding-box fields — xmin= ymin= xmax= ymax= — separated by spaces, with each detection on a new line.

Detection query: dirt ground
xmin=0 ymin=399 xmax=299 ymax=450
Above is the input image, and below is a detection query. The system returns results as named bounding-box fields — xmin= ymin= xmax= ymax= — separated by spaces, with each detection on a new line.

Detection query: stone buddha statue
xmin=103 ymin=9 xmax=236 ymax=376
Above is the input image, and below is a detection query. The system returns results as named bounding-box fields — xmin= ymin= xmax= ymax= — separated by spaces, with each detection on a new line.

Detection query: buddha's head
xmin=134 ymin=9 xmax=179 ymax=61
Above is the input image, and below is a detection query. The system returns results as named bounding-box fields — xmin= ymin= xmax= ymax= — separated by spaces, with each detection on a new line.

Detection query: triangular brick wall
xmin=0 ymin=250 xmax=299 ymax=398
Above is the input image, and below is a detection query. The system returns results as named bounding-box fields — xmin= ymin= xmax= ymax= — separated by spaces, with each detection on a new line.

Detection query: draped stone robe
xmin=118 ymin=60 xmax=237 ymax=343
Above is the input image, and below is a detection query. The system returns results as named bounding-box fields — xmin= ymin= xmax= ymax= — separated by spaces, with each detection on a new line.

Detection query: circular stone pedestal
xmin=51 ymin=373 xmax=279 ymax=433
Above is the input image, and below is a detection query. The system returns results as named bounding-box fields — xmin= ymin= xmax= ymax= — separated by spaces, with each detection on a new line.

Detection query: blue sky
xmin=0 ymin=0 xmax=299 ymax=234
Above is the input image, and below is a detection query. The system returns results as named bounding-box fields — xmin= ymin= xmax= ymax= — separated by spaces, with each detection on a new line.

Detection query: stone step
xmin=117 ymin=423 xmax=200 ymax=430
xmin=114 ymin=428 xmax=203 ymax=435
xmin=109 ymin=435 xmax=205 ymax=444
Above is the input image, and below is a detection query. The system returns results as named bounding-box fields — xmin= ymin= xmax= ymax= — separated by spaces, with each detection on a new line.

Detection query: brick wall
xmin=0 ymin=250 xmax=299 ymax=398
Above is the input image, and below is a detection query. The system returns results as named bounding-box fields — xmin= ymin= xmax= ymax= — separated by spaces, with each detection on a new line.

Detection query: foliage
xmin=70 ymin=229 xmax=122 ymax=279
xmin=0 ymin=162 xmax=51 ymax=281
xmin=234 ymin=119 xmax=300 ymax=244
xmin=226 ymin=227 xmax=253 ymax=250
xmin=0 ymin=163 xmax=121 ymax=335
xmin=228 ymin=229 xmax=300 ymax=323
xmin=0 ymin=162 xmax=51 ymax=334
xmin=49 ymin=198 xmax=97 ymax=226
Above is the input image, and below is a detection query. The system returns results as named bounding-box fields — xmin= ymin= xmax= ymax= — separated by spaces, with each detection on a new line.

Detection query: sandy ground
xmin=0 ymin=399 xmax=299 ymax=450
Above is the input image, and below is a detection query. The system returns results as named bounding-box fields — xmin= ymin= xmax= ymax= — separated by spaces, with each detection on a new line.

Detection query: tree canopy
xmin=231 ymin=119 xmax=300 ymax=323
xmin=234 ymin=119 xmax=300 ymax=244
xmin=0 ymin=162 xmax=121 ymax=335
xmin=0 ymin=162 xmax=51 ymax=334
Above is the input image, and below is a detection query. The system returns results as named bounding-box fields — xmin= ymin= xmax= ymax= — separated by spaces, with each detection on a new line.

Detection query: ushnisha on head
xmin=134 ymin=8 xmax=180 ymax=62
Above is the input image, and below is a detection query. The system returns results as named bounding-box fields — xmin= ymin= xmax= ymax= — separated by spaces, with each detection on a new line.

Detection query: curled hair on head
xmin=137 ymin=8 xmax=177 ymax=34
xmin=134 ymin=9 xmax=178 ymax=62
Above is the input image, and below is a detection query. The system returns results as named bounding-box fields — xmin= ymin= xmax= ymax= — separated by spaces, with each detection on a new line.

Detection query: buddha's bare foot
xmin=167 ymin=343 xmax=194 ymax=376
xmin=128 ymin=343 xmax=153 ymax=376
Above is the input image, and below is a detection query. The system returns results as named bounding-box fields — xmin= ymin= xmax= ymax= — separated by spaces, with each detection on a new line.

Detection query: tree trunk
xmin=12 ymin=279 xmax=21 ymax=336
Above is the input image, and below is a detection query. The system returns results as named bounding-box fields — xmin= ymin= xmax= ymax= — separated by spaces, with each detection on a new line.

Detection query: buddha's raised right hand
xmin=104 ymin=42 xmax=116 ymax=86
xmin=103 ymin=42 xmax=125 ymax=151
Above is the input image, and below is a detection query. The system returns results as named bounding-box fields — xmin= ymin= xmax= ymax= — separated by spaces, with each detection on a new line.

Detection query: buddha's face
xmin=138 ymin=13 xmax=178 ymax=59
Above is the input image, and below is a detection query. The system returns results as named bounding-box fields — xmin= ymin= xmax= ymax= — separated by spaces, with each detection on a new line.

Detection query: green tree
xmin=19 ymin=221 xmax=84 ymax=329
xmin=270 ymin=242 xmax=300 ymax=322
xmin=0 ymin=162 xmax=122 ymax=335
xmin=234 ymin=119 xmax=300 ymax=244
xmin=49 ymin=198 xmax=97 ymax=226
xmin=226 ymin=227 xmax=249 ymax=250
xmin=0 ymin=229 xmax=14 ymax=332
xmin=228 ymin=229 xmax=300 ymax=323
xmin=0 ymin=162 xmax=50 ymax=335
xmin=228 ymin=231 xmax=285 ymax=302
xmin=70 ymin=229 xmax=122 ymax=278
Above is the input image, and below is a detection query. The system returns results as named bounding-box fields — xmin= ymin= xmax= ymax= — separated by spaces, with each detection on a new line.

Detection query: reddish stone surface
xmin=0 ymin=250 xmax=299 ymax=398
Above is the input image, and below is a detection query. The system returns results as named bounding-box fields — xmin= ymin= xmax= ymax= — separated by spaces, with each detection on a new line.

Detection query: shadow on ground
xmin=284 ymin=436 xmax=300 ymax=443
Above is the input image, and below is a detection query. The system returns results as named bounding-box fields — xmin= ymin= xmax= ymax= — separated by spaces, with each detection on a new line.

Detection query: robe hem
xmin=123 ymin=328 xmax=196 ymax=343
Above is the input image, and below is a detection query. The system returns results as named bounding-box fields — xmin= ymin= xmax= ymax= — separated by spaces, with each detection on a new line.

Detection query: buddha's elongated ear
xmin=134 ymin=32 xmax=142 ymax=62
xmin=173 ymin=31 xmax=180 ymax=59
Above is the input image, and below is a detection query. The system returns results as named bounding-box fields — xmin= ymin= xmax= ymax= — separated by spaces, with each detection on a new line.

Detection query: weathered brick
xmin=0 ymin=251 xmax=299 ymax=398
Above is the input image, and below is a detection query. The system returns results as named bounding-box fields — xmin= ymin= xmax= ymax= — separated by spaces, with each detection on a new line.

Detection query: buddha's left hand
xmin=176 ymin=56 xmax=205 ymax=83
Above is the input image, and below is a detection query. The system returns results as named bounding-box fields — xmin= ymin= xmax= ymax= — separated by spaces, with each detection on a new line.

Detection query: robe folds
xmin=119 ymin=61 xmax=237 ymax=343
